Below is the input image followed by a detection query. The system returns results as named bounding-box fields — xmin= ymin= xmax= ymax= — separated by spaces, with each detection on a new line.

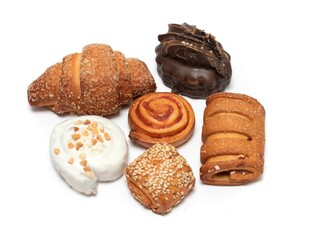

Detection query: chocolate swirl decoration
xmin=155 ymin=23 xmax=232 ymax=99
xmin=128 ymin=92 xmax=195 ymax=148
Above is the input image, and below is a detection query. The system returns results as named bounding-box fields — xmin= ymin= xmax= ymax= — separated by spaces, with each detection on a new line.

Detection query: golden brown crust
xmin=128 ymin=92 xmax=195 ymax=148
xmin=113 ymin=51 xmax=132 ymax=105
xmin=78 ymin=44 xmax=120 ymax=115
xmin=53 ymin=53 xmax=81 ymax=114
xmin=125 ymin=143 xmax=195 ymax=215
xmin=127 ymin=58 xmax=156 ymax=98
xmin=200 ymin=92 xmax=265 ymax=186
xmin=27 ymin=63 xmax=62 ymax=107
xmin=27 ymin=43 xmax=156 ymax=116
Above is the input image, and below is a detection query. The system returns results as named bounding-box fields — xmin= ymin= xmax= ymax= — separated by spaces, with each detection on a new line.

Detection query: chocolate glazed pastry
xmin=200 ymin=92 xmax=265 ymax=185
xmin=155 ymin=23 xmax=232 ymax=98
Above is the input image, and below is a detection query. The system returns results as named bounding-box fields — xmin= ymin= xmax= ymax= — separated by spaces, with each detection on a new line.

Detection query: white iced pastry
xmin=50 ymin=116 xmax=128 ymax=195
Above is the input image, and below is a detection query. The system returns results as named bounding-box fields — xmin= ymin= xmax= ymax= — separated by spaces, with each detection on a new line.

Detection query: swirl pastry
xmin=155 ymin=23 xmax=232 ymax=99
xmin=50 ymin=116 xmax=128 ymax=195
xmin=125 ymin=143 xmax=195 ymax=215
xmin=128 ymin=92 xmax=195 ymax=148
xmin=200 ymin=92 xmax=265 ymax=186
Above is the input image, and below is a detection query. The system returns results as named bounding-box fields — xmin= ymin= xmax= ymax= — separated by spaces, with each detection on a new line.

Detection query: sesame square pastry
xmin=125 ymin=143 xmax=195 ymax=215
xmin=200 ymin=92 xmax=265 ymax=186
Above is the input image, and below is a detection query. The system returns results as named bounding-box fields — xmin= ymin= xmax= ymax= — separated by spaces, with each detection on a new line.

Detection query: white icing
xmin=50 ymin=116 xmax=128 ymax=195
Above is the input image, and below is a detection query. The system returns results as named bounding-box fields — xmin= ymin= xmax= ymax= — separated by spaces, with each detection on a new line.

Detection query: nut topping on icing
xmin=50 ymin=116 xmax=128 ymax=195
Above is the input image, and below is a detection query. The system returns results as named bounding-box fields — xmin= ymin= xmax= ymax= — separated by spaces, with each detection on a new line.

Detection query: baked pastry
xmin=28 ymin=43 xmax=156 ymax=116
xmin=200 ymin=92 xmax=265 ymax=185
xmin=50 ymin=116 xmax=128 ymax=195
xmin=155 ymin=23 xmax=232 ymax=99
xmin=128 ymin=92 xmax=195 ymax=148
xmin=125 ymin=143 xmax=195 ymax=215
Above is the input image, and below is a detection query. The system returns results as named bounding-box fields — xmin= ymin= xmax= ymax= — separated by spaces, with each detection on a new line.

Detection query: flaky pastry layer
xmin=200 ymin=92 xmax=265 ymax=186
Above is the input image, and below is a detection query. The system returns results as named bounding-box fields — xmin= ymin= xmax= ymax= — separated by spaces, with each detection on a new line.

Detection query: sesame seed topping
xmin=125 ymin=143 xmax=195 ymax=201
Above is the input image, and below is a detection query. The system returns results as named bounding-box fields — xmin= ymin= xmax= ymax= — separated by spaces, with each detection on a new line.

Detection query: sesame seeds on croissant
xmin=27 ymin=43 xmax=156 ymax=116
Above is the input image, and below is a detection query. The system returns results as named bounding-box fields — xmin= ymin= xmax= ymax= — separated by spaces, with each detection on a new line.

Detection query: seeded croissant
xmin=27 ymin=43 xmax=156 ymax=115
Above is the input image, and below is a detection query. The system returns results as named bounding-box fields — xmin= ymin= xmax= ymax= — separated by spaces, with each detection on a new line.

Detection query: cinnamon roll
xmin=128 ymin=92 xmax=195 ymax=148
xmin=200 ymin=92 xmax=265 ymax=186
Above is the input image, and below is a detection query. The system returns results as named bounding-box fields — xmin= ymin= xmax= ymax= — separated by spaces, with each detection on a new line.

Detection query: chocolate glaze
xmin=155 ymin=23 xmax=232 ymax=98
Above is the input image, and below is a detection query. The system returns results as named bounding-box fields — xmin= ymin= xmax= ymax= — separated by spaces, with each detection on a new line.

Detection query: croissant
xmin=200 ymin=92 xmax=265 ymax=186
xmin=27 ymin=43 xmax=156 ymax=116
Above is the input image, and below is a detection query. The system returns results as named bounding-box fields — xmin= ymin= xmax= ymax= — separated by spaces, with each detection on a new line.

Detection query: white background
xmin=1 ymin=0 xmax=309 ymax=239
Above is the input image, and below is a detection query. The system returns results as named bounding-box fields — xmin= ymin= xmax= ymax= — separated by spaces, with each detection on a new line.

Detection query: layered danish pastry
xmin=50 ymin=116 xmax=128 ymax=195
xmin=200 ymin=92 xmax=265 ymax=185
xmin=128 ymin=92 xmax=195 ymax=148
xmin=125 ymin=143 xmax=195 ymax=215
